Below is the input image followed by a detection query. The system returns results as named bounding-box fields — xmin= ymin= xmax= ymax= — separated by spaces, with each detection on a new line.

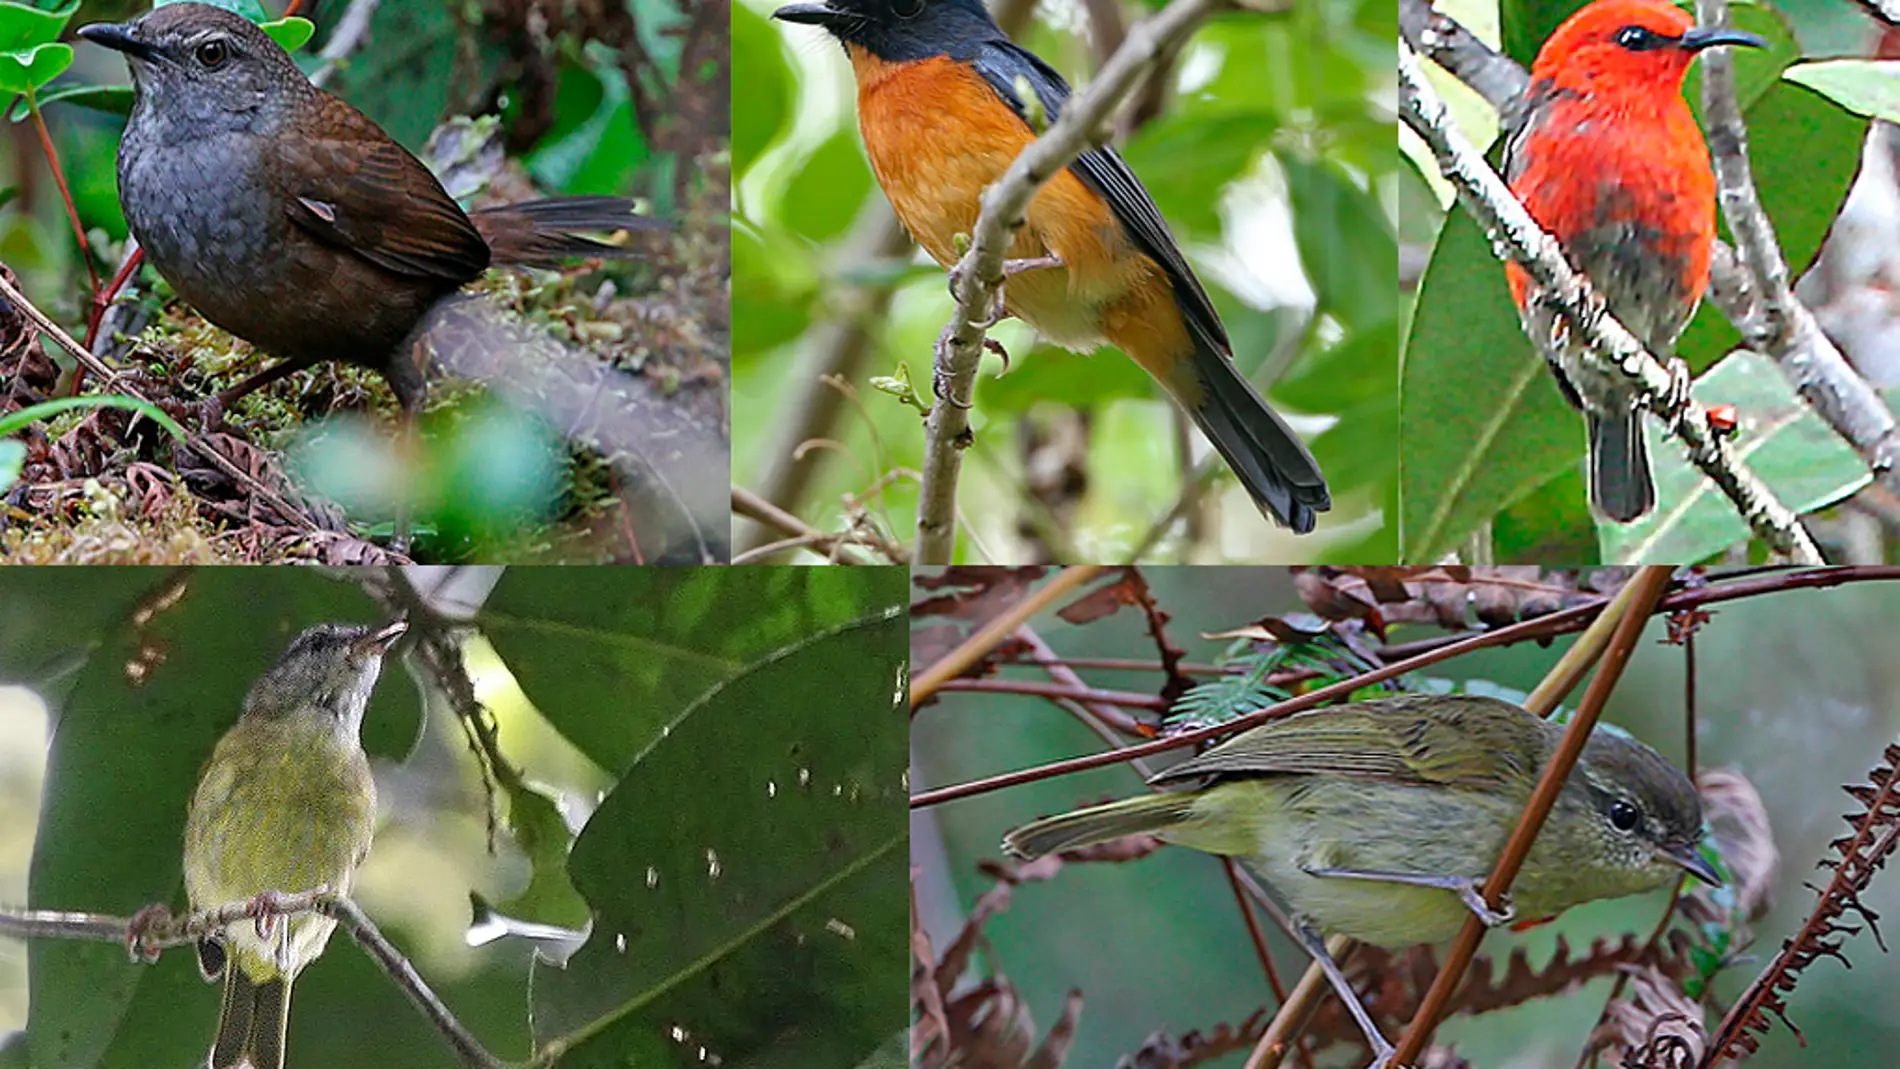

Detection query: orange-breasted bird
xmin=772 ymin=0 xmax=1331 ymax=532
xmin=1504 ymin=0 xmax=1762 ymax=522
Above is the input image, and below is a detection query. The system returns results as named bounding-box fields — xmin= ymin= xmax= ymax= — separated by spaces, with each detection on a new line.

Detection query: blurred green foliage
xmin=734 ymin=0 xmax=1399 ymax=562
xmin=1400 ymin=0 xmax=1881 ymax=564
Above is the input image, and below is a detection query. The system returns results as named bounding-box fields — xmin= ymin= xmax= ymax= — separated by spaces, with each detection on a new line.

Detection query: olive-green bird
xmin=183 ymin=621 xmax=404 ymax=1069
xmin=1002 ymin=693 xmax=1719 ymax=1065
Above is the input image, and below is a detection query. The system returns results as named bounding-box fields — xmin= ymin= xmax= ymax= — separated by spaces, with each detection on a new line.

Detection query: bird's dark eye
xmin=892 ymin=0 xmax=925 ymax=18
xmin=1609 ymin=799 xmax=1643 ymax=832
xmin=1613 ymin=25 xmax=1668 ymax=51
xmin=195 ymin=39 xmax=228 ymax=67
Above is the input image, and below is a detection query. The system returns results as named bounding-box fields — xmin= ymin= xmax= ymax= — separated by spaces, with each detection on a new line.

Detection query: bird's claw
xmin=1455 ymin=880 xmax=1515 ymax=927
xmin=1660 ymin=356 xmax=1693 ymax=419
xmin=248 ymin=891 xmax=287 ymax=940
xmin=125 ymin=903 xmax=172 ymax=963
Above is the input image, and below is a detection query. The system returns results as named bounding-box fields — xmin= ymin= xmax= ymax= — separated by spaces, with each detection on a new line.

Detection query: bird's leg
xmin=124 ymin=903 xmax=172 ymax=963
xmin=1301 ymin=865 xmax=1516 ymax=927
xmin=1291 ymin=922 xmax=1398 ymax=1069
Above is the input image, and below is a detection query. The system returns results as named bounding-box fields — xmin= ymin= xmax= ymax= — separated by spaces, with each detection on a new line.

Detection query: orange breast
xmin=850 ymin=48 xmax=1172 ymax=359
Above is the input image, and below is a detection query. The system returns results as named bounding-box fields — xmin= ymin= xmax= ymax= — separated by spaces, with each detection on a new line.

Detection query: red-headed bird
xmin=772 ymin=0 xmax=1331 ymax=532
xmin=1504 ymin=0 xmax=1762 ymax=522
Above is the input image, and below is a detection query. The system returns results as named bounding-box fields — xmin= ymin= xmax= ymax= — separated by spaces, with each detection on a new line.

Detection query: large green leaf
xmin=529 ymin=607 xmax=906 ymax=1068
xmin=1282 ymin=156 xmax=1399 ymax=332
xmin=1399 ymin=207 xmax=1578 ymax=562
xmin=480 ymin=569 xmax=900 ymax=775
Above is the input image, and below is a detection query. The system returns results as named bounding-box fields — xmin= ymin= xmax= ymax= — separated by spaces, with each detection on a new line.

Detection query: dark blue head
xmin=772 ymin=0 xmax=1005 ymax=62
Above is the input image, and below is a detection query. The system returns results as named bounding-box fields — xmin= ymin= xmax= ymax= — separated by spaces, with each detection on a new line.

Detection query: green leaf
xmin=480 ymin=569 xmax=902 ymax=774
xmin=0 ymin=0 xmax=77 ymax=52
xmin=525 ymin=45 xmax=646 ymax=196
xmin=1598 ymin=349 xmax=1869 ymax=563
xmin=529 ymin=607 xmax=906 ymax=1069
xmin=154 ymin=0 xmax=267 ymax=21
xmin=783 ymin=129 xmax=874 ymax=243
xmin=0 ymin=437 xmax=22 ymax=492
xmin=0 ymin=394 xmax=188 ymax=442
xmin=1281 ymin=156 xmax=1399 ymax=331
xmin=733 ymin=3 xmax=792 ymax=178
xmin=259 ymin=15 xmax=313 ymax=53
xmin=1782 ymin=59 xmax=1900 ymax=123
xmin=0 ymin=41 xmax=70 ymax=94
xmin=498 ymin=780 xmax=590 ymax=929
xmin=1399 ymin=207 xmax=1578 ymax=562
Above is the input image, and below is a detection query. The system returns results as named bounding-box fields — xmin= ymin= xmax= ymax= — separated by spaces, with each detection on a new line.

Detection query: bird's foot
xmin=1453 ymin=879 xmax=1515 ymax=927
xmin=1660 ymin=356 xmax=1694 ymax=419
xmin=931 ymin=328 xmax=1010 ymax=408
xmin=246 ymin=891 xmax=288 ymax=940
xmin=125 ymin=903 xmax=172 ymax=963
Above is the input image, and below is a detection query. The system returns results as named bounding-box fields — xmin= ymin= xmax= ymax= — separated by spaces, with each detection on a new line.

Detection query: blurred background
xmin=912 ymin=566 xmax=1900 ymax=1067
xmin=733 ymin=0 xmax=1398 ymax=564
xmin=0 ymin=566 xmax=906 ymax=1069
xmin=0 ymin=0 xmax=730 ymax=564
xmin=1402 ymin=0 xmax=1900 ymax=564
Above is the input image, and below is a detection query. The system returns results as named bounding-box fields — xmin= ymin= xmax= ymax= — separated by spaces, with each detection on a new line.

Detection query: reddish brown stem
xmin=934 ymin=678 xmax=1168 ymax=711
xmin=26 ymin=89 xmax=99 ymax=296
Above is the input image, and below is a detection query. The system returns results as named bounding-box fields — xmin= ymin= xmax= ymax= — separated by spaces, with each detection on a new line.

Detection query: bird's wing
xmin=1149 ymin=694 xmax=1548 ymax=792
xmin=273 ymin=93 xmax=490 ymax=282
xmin=969 ymin=39 xmax=1230 ymax=354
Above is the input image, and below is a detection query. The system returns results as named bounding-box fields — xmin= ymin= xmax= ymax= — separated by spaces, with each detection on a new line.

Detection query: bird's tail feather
xmin=1185 ymin=345 xmax=1330 ymax=533
xmin=471 ymin=196 xmax=669 ymax=264
xmin=1588 ymin=413 xmax=1655 ymax=523
xmin=212 ymin=969 xmax=291 ymax=1069
xmin=1002 ymin=794 xmax=1201 ymax=860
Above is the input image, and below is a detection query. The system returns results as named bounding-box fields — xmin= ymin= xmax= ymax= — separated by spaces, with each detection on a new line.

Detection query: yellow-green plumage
xmin=183 ymin=623 xmax=398 ymax=1069
xmin=1002 ymin=693 xmax=1714 ymax=948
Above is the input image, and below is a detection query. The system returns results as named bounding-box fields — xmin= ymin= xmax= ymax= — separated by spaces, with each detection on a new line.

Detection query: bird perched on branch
xmin=1504 ymin=0 xmax=1763 ymax=522
xmin=771 ymin=0 xmax=1331 ymax=532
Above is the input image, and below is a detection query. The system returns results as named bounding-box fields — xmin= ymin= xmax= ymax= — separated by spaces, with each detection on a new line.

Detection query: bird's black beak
xmin=1660 ymin=842 xmax=1724 ymax=887
xmin=1678 ymin=26 xmax=1767 ymax=52
xmin=76 ymin=22 xmax=160 ymax=62
xmin=772 ymin=3 xmax=844 ymax=25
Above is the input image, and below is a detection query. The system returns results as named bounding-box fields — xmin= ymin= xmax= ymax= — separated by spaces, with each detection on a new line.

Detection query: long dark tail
xmin=471 ymin=196 xmax=670 ymax=265
xmin=211 ymin=969 xmax=291 ymax=1069
xmin=1185 ymin=344 xmax=1330 ymax=533
xmin=1587 ymin=413 xmax=1655 ymax=523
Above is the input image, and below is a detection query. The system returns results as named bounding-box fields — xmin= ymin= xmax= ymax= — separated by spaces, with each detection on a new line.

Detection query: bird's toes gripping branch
xmin=124 ymin=903 xmax=174 ymax=963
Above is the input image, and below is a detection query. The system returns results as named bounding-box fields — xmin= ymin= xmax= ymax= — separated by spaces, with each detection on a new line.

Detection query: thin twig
xmin=1399 ymin=42 xmax=1819 ymax=562
xmin=912 ymin=565 xmax=1107 ymax=704
xmin=730 ymin=485 xmax=894 ymax=565
xmin=1390 ymin=566 xmax=1677 ymax=1065
xmin=914 ymin=0 xmax=1246 ymax=563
